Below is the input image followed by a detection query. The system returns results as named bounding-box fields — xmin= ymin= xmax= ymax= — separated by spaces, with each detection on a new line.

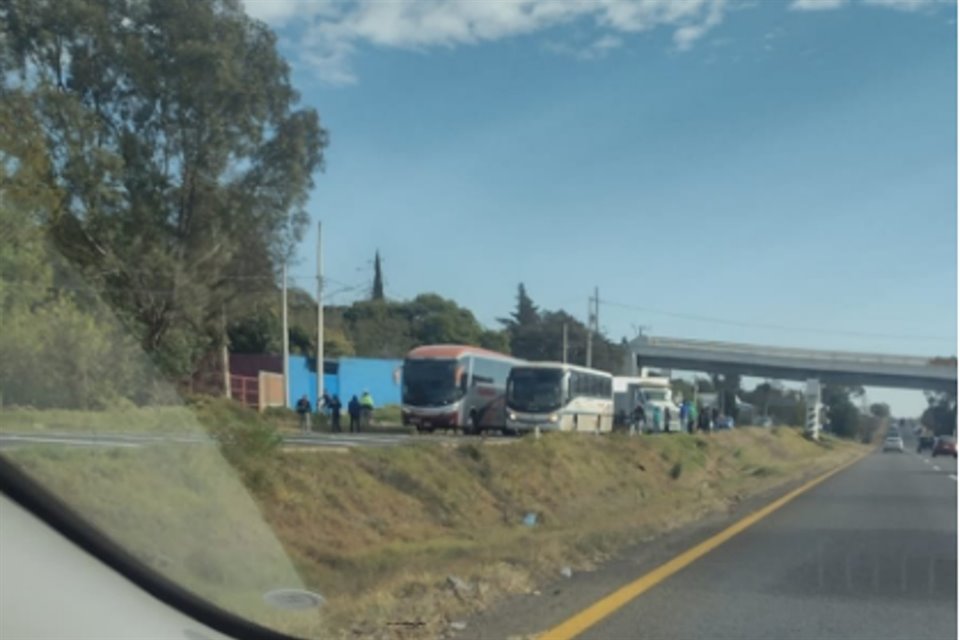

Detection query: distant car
xmin=917 ymin=436 xmax=935 ymax=453
xmin=883 ymin=434 xmax=904 ymax=453
xmin=932 ymin=437 xmax=957 ymax=458
xmin=717 ymin=416 xmax=735 ymax=430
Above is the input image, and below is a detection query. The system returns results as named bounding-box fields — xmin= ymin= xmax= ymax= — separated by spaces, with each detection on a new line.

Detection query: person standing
xmin=651 ymin=405 xmax=663 ymax=432
xmin=664 ymin=407 xmax=672 ymax=433
xmin=632 ymin=403 xmax=646 ymax=435
xmin=711 ymin=406 xmax=719 ymax=432
xmin=295 ymin=395 xmax=312 ymax=433
xmin=688 ymin=403 xmax=698 ymax=434
xmin=348 ymin=395 xmax=361 ymax=433
xmin=329 ymin=395 xmax=343 ymax=433
xmin=359 ymin=390 xmax=375 ymax=430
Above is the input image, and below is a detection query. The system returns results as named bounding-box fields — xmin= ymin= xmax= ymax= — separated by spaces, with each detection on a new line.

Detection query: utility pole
xmin=282 ymin=262 xmax=290 ymax=408
xmin=221 ymin=304 xmax=230 ymax=399
xmin=586 ymin=286 xmax=599 ymax=368
xmin=562 ymin=322 xmax=568 ymax=364
xmin=316 ymin=221 xmax=324 ymax=406
xmin=585 ymin=300 xmax=593 ymax=368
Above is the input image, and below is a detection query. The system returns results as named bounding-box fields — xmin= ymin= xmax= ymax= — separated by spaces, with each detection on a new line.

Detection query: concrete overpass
xmin=627 ymin=335 xmax=956 ymax=392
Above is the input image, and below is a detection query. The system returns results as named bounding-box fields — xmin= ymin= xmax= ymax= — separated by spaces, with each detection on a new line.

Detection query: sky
xmin=243 ymin=0 xmax=957 ymax=416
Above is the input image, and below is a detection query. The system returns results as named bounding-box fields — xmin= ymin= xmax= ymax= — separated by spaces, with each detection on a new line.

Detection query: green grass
xmin=0 ymin=405 xmax=201 ymax=434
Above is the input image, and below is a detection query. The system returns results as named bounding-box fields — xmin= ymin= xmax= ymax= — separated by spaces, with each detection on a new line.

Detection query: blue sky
xmin=245 ymin=0 xmax=957 ymax=415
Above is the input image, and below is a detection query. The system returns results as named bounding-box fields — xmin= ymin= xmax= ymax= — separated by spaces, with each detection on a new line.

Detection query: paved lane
xmin=579 ymin=450 xmax=957 ymax=640
xmin=0 ymin=430 xmax=489 ymax=450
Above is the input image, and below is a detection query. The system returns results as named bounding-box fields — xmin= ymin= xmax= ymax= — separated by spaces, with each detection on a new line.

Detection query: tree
xmin=227 ymin=310 xmax=280 ymax=354
xmin=2 ymin=0 xmax=327 ymax=378
xmin=739 ymin=381 xmax=806 ymax=426
xmin=0 ymin=104 xmax=170 ymax=408
xmin=372 ymin=250 xmax=385 ymax=301
xmin=822 ymin=385 xmax=861 ymax=439
xmin=922 ymin=390 xmax=957 ymax=436
xmin=869 ymin=403 xmax=891 ymax=419
xmin=499 ymin=283 xmax=539 ymax=329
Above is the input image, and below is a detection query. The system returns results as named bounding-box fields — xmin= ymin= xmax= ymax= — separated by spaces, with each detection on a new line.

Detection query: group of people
xmin=294 ymin=390 xmax=375 ymax=433
xmin=630 ymin=400 xmax=723 ymax=435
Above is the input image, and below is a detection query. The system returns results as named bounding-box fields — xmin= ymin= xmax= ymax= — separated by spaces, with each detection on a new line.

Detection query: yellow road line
xmin=539 ymin=452 xmax=869 ymax=640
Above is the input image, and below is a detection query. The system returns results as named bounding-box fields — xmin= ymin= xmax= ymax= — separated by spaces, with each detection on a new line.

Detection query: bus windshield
xmin=402 ymin=359 xmax=462 ymax=407
xmin=642 ymin=389 xmax=669 ymax=402
xmin=507 ymin=369 xmax=564 ymax=413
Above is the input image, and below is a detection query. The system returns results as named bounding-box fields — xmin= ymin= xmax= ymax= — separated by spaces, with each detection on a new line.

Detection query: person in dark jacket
xmin=295 ymin=395 xmax=312 ymax=432
xmin=329 ymin=395 xmax=343 ymax=432
xmin=348 ymin=395 xmax=361 ymax=433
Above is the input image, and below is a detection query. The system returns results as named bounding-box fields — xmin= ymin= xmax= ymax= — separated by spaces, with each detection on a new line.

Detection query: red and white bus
xmin=401 ymin=345 xmax=522 ymax=434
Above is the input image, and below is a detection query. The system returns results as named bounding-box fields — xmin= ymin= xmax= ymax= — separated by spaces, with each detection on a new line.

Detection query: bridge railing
xmin=634 ymin=337 xmax=952 ymax=371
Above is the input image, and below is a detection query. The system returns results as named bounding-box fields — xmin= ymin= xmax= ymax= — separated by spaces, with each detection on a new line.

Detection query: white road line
xmin=924 ymin=459 xmax=932 ymax=465
xmin=949 ymin=475 xmax=957 ymax=481
xmin=933 ymin=465 xmax=942 ymax=472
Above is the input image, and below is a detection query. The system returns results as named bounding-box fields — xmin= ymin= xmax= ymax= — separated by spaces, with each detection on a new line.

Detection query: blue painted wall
xmin=287 ymin=356 xmax=400 ymax=409
xmin=337 ymin=358 xmax=402 ymax=407
xmin=287 ymin=355 xmax=338 ymax=410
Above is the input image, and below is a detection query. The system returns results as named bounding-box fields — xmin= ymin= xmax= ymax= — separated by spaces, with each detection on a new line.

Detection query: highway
xmin=0 ymin=430 xmax=473 ymax=451
xmin=465 ymin=430 xmax=957 ymax=640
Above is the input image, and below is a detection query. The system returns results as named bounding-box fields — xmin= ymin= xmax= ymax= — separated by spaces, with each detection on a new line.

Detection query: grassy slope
xmin=3 ymin=400 xmax=866 ymax=639
xmin=262 ymin=428 xmax=863 ymax=637
xmin=0 ymin=402 xmax=407 ymax=435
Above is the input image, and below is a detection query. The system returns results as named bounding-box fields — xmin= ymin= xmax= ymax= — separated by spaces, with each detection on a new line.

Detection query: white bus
xmin=504 ymin=363 xmax=614 ymax=434
xmin=401 ymin=345 xmax=522 ymax=434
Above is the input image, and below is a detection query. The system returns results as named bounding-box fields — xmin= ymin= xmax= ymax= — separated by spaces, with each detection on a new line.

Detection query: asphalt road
xmin=465 ymin=432 xmax=957 ymax=640
xmin=0 ymin=430 xmax=475 ymax=450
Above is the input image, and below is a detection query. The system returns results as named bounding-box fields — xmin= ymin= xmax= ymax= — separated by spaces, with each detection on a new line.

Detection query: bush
xmin=669 ymin=462 xmax=684 ymax=480
xmin=188 ymin=397 xmax=281 ymax=467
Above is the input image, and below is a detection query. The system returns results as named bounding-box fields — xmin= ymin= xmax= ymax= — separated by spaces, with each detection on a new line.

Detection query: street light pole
xmin=316 ymin=221 xmax=324 ymax=407
xmin=282 ymin=262 xmax=289 ymax=408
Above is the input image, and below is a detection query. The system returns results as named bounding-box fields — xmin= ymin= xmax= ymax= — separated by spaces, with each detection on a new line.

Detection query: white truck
xmin=613 ymin=375 xmax=680 ymax=432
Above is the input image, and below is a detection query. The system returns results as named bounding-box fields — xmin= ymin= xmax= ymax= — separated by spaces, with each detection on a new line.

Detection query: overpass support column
xmin=804 ymin=378 xmax=821 ymax=441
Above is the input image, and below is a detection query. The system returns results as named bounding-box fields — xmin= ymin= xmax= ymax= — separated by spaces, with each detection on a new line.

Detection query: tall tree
xmin=922 ymin=389 xmax=957 ymax=436
xmin=822 ymin=385 xmax=861 ymax=439
xmin=2 ymin=0 xmax=327 ymax=378
xmin=372 ymin=250 xmax=385 ymax=301
xmin=513 ymin=283 xmax=539 ymax=327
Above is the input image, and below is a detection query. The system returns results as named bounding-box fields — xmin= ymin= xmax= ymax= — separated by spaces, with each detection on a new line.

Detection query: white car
xmin=883 ymin=435 xmax=904 ymax=452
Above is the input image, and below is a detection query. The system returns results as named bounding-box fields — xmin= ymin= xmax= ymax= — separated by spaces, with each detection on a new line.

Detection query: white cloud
xmin=790 ymin=0 xmax=848 ymax=10
xmin=862 ymin=0 xmax=947 ymax=10
xmin=243 ymin=0 xmax=953 ymax=84
xmin=245 ymin=0 xmax=729 ymax=83
xmin=791 ymin=0 xmax=946 ymax=9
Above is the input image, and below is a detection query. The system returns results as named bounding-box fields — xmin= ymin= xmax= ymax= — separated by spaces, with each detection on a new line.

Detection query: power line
xmin=599 ymin=298 xmax=953 ymax=343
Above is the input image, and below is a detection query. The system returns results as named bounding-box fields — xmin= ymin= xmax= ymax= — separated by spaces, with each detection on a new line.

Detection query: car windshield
xmin=0 ymin=2 xmax=956 ymax=640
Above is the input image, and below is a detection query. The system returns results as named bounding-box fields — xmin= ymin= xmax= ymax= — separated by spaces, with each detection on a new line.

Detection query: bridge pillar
xmin=804 ymin=378 xmax=821 ymax=440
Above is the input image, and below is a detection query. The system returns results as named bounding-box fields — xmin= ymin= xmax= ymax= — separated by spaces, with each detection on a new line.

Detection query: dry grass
xmin=4 ymin=415 xmax=865 ymax=640
xmin=251 ymin=428 xmax=863 ymax=638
